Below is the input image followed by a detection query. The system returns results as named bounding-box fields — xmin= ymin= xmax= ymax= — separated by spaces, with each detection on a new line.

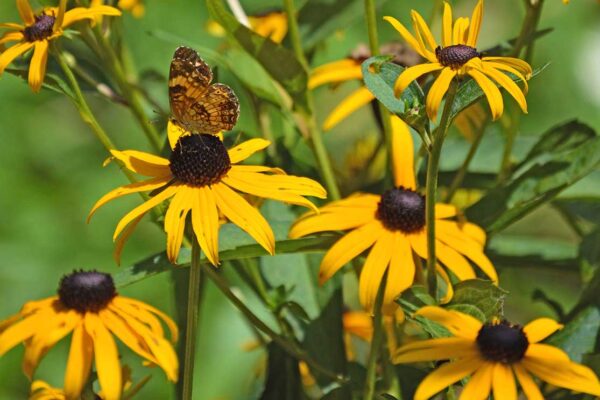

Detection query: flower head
xmin=289 ymin=117 xmax=496 ymax=313
xmin=0 ymin=0 xmax=121 ymax=92
xmin=384 ymin=0 xmax=532 ymax=120
xmin=0 ymin=270 xmax=178 ymax=400
xmin=89 ymin=123 xmax=327 ymax=265
xmin=394 ymin=306 xmax=600 ymax=400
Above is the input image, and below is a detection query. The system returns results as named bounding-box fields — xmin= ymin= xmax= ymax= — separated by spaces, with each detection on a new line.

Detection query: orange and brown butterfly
xmin=168 ymin=46 xmax=240 ymax=134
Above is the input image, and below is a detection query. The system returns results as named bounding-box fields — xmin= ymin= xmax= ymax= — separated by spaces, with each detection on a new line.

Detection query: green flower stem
xmin=92 ymin=28 xmax=163 ymax=152
xmin=444 ymin=125 xmax=485 ymax=203
xmin=363 ymin=272 xmax=388 ymax=400
xmin=200 ymin=261 xmax=347 ymax=384
xmin=512 ymin=0 xmax=545 ymax=60
xmin=364 ymin=0 xmax=395 ymax=187
xmin=425 ymin=82 xmax=458 ymax=298
xmin=181 ymin=239 xmax=204 ymax=400
xmin=283 ymin=0 xmax=341 ymax=200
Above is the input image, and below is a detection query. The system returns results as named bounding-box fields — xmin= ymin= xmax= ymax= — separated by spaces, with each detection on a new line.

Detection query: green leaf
xmin=6 ymin=68 xmax=75 ymax=99
xmin=549 ymin=307 xmax=600 ymax=363
xmin=361 ymin=56 xmax=427 ymax=132
xmin=446 ymin=279 xmax=508 ymax=322
xmin=206 ymin=0 xmax=309 ymax=111
xmin=466 ymin=120 xmax=600 ymax=233
xmin=113 ymin=222 xmax=338 ymax=287
xmin=260 ymin=343 xmax=303 ymax=400
xmin=395 ymin=365 xmax=428 ymax=400
xmin=397 ymin=286 xmax=450 ymax=338
xmin=553 ymin=197 xmax=600 ymax=225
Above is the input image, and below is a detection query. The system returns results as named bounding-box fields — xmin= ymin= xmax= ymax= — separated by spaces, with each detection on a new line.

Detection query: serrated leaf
xmin=549 ymin=307 xmax=600 ymax=363
xmin=447 ymin=280 xmax=507 ymax=321
xmin=206 ymin=0 xmax=309 ymax=111
xmin=466 ymin=120 xmax=600 ymax=233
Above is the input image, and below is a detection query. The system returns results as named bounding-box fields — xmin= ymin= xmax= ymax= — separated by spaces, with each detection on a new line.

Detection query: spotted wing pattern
xmin=169 ymin=46 xmax=240 ymax=134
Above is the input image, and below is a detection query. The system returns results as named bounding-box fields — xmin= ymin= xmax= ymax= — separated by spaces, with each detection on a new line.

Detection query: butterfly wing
xmin=169 ymin=46 xmax=239 ymax=135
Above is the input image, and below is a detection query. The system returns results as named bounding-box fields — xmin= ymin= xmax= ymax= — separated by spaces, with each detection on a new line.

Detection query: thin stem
xmin=425 ymin=82 xmax=458 ymax=298
xmin=364 ymin=0 xmax=380 ymax=54
xmin=498 ymin=108 xmax=520 ymax=182
xmin=283 ymin=0 xmax=308 ymax=69
xmin=200 ymin=262 xmax=347 ymax=384
xmin=512 ymin=0 xmax=545 ymax=60
xmin=227 ymin=0 xmax=250 ymax=27
xmin=363 ymin=272 xmax=388 ymax=400
xmin=444 ymin=126 xmax=485 ymax=203
xmin=181 ymin=240 xmax=203 ymax=400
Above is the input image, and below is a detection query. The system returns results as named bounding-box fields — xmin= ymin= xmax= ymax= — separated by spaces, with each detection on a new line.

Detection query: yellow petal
xmin=466 ymin=0 xmax=484 ymax=47
xmin=323 ymin=86 xmax=374 ymax=131
xmin=409 ymin=232 xmax=476 ymax=281
xmin=62 ymin=6 xmax=122 ymax=28
xmin=100 ymin=308 xmax=157 ymax=364
xmin=116 ymin=297 xmax=179 ymax=343
xmin=391 ymin=116 xmax=416 ymax=189
xmin=482 ymin=56 xmax=532 ymax=77
xmin=459 ymin=362 xmax=494 ymax=400
xmin=319 ymin=221 xmax=383 ymax=284
xmin=523 ymin=318 xmax=563 ymax=343
xmin=0 ymin=31 xmax=24 ymax=45
xmin=414 ymin=357 xmax=483 ymax=400
xmin=513 ymin=363 xmax=544 ymax=400
xmin=191 ymin=186 xmax=220 ymax=265
xmin=54 ymin=0 xmax=66 ymax=31
xmin=395 ymin=62 xmax=443 ymax=96
xmin=309 ymin=63 xmax=362 ymax=89
xmin=483 ymin=60 xmax=529 ymax=93
xmin=435 ymin=203 xmax=457 ymax=219
xmin=491 ymin=363 xmax=516 ymax=400
xmin=415 ymin=306 xmax=482 ymax=339
xmin=461 ymin=222 xmax=486 ymax=247
xmin=228 ymin=138 xmax=271 ymax=163
xmin=288 ymin=209 xmax=375 ymax=238
xmin=0 ymin=311 xmax=50 ymax=356
xmin=85 ymin=313 xmax=122 ymax=400
xmin=426 ymin=67 xmax=457 ymax=120
xmin=480 ymin=63 xmax=527 ymax=113
xmin=212 ymin=182 xmax=275 ymax=254
xmin=442 ymin=2 xmax=453 ymax=47
xmin=452 ymin=17 xmax=469 ymax=45
xmin=167 ymin=119 xmax=188 ymax=150
xmin=17 ymin=0 xmax=35 ymax=25
xmin=436 ymin=264 xmax=454 ymax=304
xmin=411 ymin=10 xmax=438 ymax=55
xmin=383 ymin=16 xmax=434 ymax=61
xmin=359 ymin=231 xmax=395 ymax=312
xmin=525 ymin=343 xmax=570 ymax=362
xmin=384 ymin=233 xmax=415 ymax=309
xmin=393 ymin=337 xmax=476 ymax=363
xmin=110 ymin=149 xmax=171 ymax=177
xmin=467 ymin=68 xmax=503 ymax=120
xmin=0 ymin=41 xmax=34 ymax=74
xmin=164 ymin=186 xmax=193 ymax=263
xmin=87 ymin=176 xmax=172 ymax=222
xmin=113 ymin=213 xmax=145 ymax=265
xmin=522 ymin=359 xmax=600 ymax=396
xmin=63 ymin=322 xmax=93 ymax=400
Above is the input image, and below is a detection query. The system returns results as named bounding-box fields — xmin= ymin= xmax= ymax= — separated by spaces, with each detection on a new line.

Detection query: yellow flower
xmin=289 ymin=117 xmax=496 ymax=313
xmin=0 ymin=0 xmax=121 ymax=92
xmin=394 ymin=306 xmax=600 ymax=400
xmin=0 ymin=270 xmax=178 ymax=400
xmin=91 ymin=0 xmax=145 ymax=18
xmin=89 ymin=123 xmax=327 ymax=265
xmin=248 ymin=11 xmax=288 ymax=44
xmin=384 ymin=0 xmax=532 ymax=120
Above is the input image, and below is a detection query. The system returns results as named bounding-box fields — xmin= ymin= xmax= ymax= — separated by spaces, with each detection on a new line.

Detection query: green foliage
xmin=260 ymin=343 xmax=304 ymax=400
xmin=549 ymin=307 xmax=600 ymax=363
xmin=446 ymin=279 xmax=508 ymax=321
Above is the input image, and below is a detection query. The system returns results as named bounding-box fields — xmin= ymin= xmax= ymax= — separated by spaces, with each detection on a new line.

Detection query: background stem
xmin=363 ymin=273 xmax=388 ymax=400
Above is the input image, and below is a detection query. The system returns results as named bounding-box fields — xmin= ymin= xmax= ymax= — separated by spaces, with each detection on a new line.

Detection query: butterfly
xmin=168 ymin=46 xmax=240 ymax=134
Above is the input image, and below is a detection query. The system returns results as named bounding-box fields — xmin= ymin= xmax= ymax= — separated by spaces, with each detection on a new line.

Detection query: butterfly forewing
xmin=168 ymin=46 xmax=240 ymax=135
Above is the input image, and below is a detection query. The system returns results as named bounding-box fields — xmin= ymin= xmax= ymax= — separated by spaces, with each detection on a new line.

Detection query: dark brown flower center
xmin=22 ymin=14 xmax=56 ymax=42
xmin=58 ymin=270 xmax=117 ymax=313
xmin=476 ymin=321 xmax=529 ymax=364
xmin=376 ymin=187 xmax=425 ymax=233
xmin=169 ymin=134 xmax=231 ymax=186
xmin=435 ymin=45 xmax=481 ymax=69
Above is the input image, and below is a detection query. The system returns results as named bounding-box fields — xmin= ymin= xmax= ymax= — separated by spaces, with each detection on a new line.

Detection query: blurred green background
xmin=0 ymin=0 xmax=599 ymax=398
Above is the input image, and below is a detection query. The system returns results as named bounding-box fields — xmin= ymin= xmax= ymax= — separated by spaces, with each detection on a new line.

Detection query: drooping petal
xmin=437 ymin=264 xmax=454 ymax=304
xmin=513 ymin=363 xmax=544 ymax=400
xmin=288 ymin=209 xmax=376 ymax=238
xmin=391 ymin=116 xmax=416 ymax=189
xmin=100 ymin=309 xmax=157 ymax=363
xmin=226 ymin=168 xmax=326 ymax=199
xmin=63 ymin=322 xmax=93 ymax=400
xmin=414 ymin=357 xmax=483 ymax=400
xmin=467 ymin=68 xmax=503 ymax=120
xmin=113 ymin=213 xmax=145 ymax=265
xmin=212 ymin=183 xmax=275 ymax=254
xmin=394 ymin=63 xmax=443 ymax=96
xmin=0 ymin=41 xmax=34 ymax=74
xmin=191 ymin=186 xmax=220 ymax=265
xmin=385 ymin=233 xmax=415 ymax=307
xmin=393 ymin=337 xmax=476 ymax=363
xmin=359 ymin=231 xmax=395 ymax=311
xmin=483 ymin=60 xmax=529 ymax=93
xmin=319 ymin=221 xmax=384 ymax=284
xmin=115 ymin=297 xmax=178 ymax=343
xmin=62 ymin=6 xmax=122 ymax=28
xmin=459 ymin=361 xmax=494 ymax=400
xmin=383 ymin=16 xmax=434 ymax=61
xmin=442 ymin=2 xmax=453 ymax=47
xmin=167 ymin=119 xmax=188 ymax=150
xmin=309 ymin=61 xmax=362 ymax=89
xmin=480 ymin=64 xmax=528 ymax=113
xmin=0 ymin=31 xmax=24 ymax=45
xmin=522 ymin=359 xmax=600 ymax=396
xmin=452 ymin=17 xmax=469 ymax=45
xmin=461 ymin=222 xmax=486 ymax=247
xmin=16 ymin=0 xmax=35 ymax=25
xmin=426 ymin=67 xmax=457 ymax=120
xmin=87 ymin=176 xmax=172 ymax=222
xmin=435 ymin=203 xmax=457 ymax=219
xmin=323 ymin=86 xmax=375 ymax=131
xmin=228 ymin=138 xmax=271 ymax=163
xmin=164 ymin=186 xmax=193 ymax=263
xmin=319 ymin=193 xmax=380 ymax=211
xmin=410 ymin=10 xmax=438 ymax=57
xmin=110 ymin=150 xmax=171 ymax=177
xmin=525 ymin=343 xmax=570 ymax=363
xmin=85 ymin=313 xmax=122 ymax=400
xmin=491 ymin=363 xmax=517 ymax=400
xmin=482 ymin=56 xmax=532 ymax=77
xmin=415 ymin=306 xmax=482 ymax=339
xmin=28 ymin=40 xmax=48 ymax=93
xmin=523 ymin=318 xmax=563 ymax=343
xmin=409 ymin=232 xmax=476 ymax=281
xmin=0 ymin=311 xmax=51 ymax=356
xmin=466 ymin=0 xmax=484 ymax=47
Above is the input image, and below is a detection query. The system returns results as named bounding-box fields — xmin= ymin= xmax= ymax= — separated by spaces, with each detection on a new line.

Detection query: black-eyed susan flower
xmin=89 ymin=122 xmax=326 ymax=266
xmin=394 ymin=306 xmax=600 ymax=400
xmin=384 ymin=0 xmax=532 ymax=120
xmin=0 ymin=270 xmax=178 ymax=400
xmin=0 ymin=0 xmax=121 ymax=92
xmin=91 ymin=0 xmax=145 ymax=18
xmin=289 ymin=117 xmax=496 ymax=313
